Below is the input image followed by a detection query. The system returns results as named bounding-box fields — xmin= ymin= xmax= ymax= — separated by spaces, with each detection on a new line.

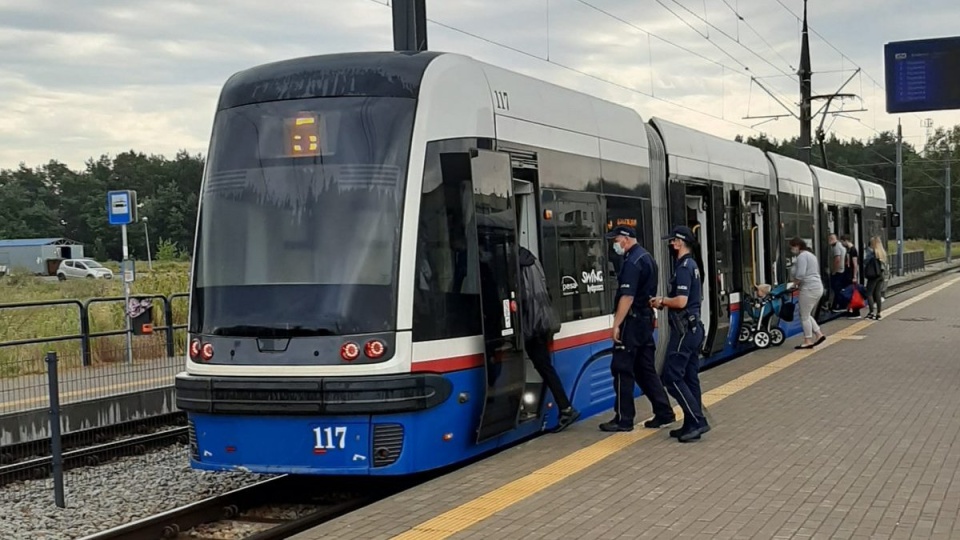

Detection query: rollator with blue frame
xmin=738 ymin=282 xmax=796 ymax=349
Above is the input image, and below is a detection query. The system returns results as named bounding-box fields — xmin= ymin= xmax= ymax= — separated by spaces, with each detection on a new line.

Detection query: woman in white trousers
xmin=789 ymin=237 xmax=826 ymax=349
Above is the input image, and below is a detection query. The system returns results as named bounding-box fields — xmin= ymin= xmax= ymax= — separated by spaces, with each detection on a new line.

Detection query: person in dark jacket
xmin=519 ymin=246 xmax=580 ymax=432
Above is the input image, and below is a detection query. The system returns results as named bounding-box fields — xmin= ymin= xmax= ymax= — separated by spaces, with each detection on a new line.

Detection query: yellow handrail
xmin=750 ymin=225 xmax=758 ymax=289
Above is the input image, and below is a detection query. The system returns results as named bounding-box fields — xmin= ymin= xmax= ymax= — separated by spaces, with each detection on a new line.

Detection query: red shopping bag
xmin=848 ymin=286 xmax=866 ymax=311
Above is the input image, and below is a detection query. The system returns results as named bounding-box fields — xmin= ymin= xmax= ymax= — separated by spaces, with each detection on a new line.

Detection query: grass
xmin=886 ymin=239 xmax=948 ymax=261
xmin=0 ymin=261 xmax=191 ymax=377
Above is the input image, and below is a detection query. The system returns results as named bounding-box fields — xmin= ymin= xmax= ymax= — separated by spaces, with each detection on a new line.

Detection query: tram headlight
xmin=340 ymin=342 xmax=360 ymax=361
xmin=200 ymin=343 xmax=215 ymax=361
xmin=189 ymin=339 xmax=201 ymax=360
xmin=364 ymin=339 xmax=386 ymax=359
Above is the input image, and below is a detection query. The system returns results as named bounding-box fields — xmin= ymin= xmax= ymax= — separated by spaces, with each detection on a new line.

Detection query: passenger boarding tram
xmin=176 ymin=51 xmax=890 ymax=476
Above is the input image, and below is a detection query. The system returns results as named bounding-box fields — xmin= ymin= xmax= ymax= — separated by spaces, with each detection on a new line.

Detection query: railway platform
xmin=0 ymin=355 xmax=180 ymax=446
xmin=294 ymin=269 xmax=960 ymax=540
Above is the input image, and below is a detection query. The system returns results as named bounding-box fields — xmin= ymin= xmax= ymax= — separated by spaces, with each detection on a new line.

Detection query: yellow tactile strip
xmin=392 ymin=275 xmax=960 ymax=540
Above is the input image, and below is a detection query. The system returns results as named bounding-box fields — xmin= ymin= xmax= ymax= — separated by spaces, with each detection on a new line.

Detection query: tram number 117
xmin=313 ymin=426 xmax=347 ymax=450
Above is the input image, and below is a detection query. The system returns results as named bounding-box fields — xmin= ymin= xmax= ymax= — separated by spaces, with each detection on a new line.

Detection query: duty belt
xmin=668 ymin=309 xmax=699 ymax=330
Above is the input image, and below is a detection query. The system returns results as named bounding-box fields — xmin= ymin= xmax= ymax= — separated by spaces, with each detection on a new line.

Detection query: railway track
xmin=78 ymin=475 xmax=402 ymax=540
xmin=0 ymin=424 xmax=188 ymax=487
xmin=886 ymin=259 xmax=956 ymax=298
xmin=0 ymin=412 xmax=187 ymax=465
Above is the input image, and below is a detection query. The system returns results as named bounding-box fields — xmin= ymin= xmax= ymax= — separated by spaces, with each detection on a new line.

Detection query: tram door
xmin=513 ymin=178 xmax=546 ymax=422
xmin=685 ymin=195 xmax=714 ymax=351
xmin=471 ymin=149 xmax=527 ymax=443
xmin=749 ymin=202 xmax=768 ymax=288
xmin=852 ymin=210 xmax=862 ymax=250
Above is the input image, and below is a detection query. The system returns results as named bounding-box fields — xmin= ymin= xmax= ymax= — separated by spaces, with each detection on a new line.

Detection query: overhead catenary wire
xmin=366 ymin=0 xmax=763 ymax=132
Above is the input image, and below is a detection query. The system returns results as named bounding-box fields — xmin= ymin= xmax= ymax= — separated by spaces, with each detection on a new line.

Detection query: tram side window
xmin=412 ymin=141 xmax=482 ymax=341
xmin=541 ymin=189 xmax=607 ymax=322
xmin=603 ymin=194 xmax=646 ymax=298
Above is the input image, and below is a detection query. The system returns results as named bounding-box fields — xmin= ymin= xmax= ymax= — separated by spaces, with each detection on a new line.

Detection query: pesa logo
xmin=561 ymin=276 xmax=579 ymax=296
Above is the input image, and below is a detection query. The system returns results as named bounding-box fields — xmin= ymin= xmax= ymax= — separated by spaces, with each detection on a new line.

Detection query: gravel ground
xmin=0 ymin=444 xmax=272 ymax=540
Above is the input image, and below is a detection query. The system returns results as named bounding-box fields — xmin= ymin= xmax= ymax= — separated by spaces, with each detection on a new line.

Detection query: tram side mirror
xmin=887 ymin=212 xmax=901 ymax=228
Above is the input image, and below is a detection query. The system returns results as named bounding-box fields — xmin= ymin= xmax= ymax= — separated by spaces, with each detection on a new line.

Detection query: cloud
xmin=1 ymin=0 xmax=959 ymax=170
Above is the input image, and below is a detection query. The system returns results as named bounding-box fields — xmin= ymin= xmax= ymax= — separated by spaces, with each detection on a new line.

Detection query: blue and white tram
xmin=175 ymin=51 xmax=889 ymax=476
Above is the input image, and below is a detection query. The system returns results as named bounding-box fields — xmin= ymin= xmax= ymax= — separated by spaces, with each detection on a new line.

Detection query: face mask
xmin=612 ymin=241 xmax=624 ymax=256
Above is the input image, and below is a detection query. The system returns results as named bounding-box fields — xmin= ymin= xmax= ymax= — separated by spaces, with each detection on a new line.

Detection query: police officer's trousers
xmin=610 ymin=317 xmax=673 ymax=426
xmin=661 ymin=319 xmax=706 ymax=430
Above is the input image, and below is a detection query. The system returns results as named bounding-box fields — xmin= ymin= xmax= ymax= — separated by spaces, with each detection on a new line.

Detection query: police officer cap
xmin=605 ymin=225 xmax=636 ymax=239
xmin=662 ymin=225 xmax=696 ymax=243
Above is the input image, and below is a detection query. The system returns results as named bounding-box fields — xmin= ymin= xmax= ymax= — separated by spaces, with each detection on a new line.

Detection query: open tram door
xmin=685 ymin=191 xmax=730 ymax=356
xmin=469 ymin=149 xmax=527 ymax=443
xmin=748 ymin=202 xmax=768 ymax=288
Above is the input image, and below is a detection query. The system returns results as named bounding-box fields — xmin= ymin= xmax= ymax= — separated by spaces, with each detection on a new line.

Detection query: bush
xmin=156 ymin=237 xmax=180 ymax=261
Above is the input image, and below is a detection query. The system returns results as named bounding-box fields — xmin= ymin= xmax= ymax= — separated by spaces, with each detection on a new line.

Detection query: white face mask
xmin=612 ymin=241 xmax=624 ymax=256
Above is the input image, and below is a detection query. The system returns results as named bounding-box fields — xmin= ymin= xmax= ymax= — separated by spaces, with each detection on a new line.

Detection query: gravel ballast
xmin=0 ymin=444 xmax=271 ymax=540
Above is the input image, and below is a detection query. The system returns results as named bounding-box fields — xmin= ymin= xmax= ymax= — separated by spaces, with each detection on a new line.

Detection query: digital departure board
xmin=885 ymin=36 xmax=960 ymax=114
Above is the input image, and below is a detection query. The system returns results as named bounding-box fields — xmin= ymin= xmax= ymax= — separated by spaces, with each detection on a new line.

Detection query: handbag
xmin=848 ymin=287 xmax=866 ymax=311
xmin=779 ymin=301 xmax=796 ymax=322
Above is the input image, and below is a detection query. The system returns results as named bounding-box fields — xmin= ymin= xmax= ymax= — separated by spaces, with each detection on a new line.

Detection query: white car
xmin=56 ymin=259 xmax=114 ymax=280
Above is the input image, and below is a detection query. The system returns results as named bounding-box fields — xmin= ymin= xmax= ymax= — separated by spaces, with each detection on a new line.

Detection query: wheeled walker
xmin=738 ymin=282 xmax=796 ymax=349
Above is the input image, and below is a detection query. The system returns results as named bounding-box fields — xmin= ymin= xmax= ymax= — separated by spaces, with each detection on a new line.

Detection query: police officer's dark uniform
xmin=599 ymin=226 xmax=675 ymax=432
xmin=655 ymin=225 xmax=711 ymax=442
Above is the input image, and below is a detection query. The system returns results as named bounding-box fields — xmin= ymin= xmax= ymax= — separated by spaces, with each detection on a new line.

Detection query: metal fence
xmin=0 ymin=293 xmax=189 ymax=414
xmin=888 ymin=250 xmax=927 ymax=275
xmin=0 ymin=349 xmax=186 ymax=507
xmin=0 ymin=293 xmax=189 ymax=505
xmin=0 ymin=293 xmax=188 ymax=367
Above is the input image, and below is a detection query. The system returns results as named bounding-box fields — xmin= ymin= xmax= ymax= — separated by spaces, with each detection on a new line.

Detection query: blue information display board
xmin=885 ymin=36 xmax=960 ymax=114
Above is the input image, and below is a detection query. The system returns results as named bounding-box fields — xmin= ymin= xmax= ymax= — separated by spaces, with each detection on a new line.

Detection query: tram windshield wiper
xmin=210 ymin=325 xmax=340 ymax=337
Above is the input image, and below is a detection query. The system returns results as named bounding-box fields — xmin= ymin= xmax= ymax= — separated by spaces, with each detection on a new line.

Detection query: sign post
xmin=107 ymin=190 xmax=137 ymax=364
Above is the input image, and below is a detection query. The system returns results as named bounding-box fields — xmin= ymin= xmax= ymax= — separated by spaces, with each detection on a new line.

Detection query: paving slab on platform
xmin=294 ymin=271 xmax=960 ymax=540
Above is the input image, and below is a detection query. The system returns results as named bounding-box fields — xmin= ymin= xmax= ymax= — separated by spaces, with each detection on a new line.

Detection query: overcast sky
xmin=1 ymin=0 xmax=959 ymax=171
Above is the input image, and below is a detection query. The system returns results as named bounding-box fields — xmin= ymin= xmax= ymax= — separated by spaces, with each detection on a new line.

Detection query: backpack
xmin=864 ymin=256 xmax=882 ymax=280
xmin=519 ymin=258 xmax=561 ymax=339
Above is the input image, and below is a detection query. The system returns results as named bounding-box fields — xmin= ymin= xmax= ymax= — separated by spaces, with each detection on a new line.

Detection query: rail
xmin=0 ymin=425 xmax=188 ymax=487
xmin=78 ymin=475 xmax=393 ymax=540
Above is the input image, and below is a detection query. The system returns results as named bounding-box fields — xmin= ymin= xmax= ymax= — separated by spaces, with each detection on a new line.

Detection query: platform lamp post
xmin=142 ymin=216 xmax=153 ymax=271
xmin=945 ymin=141 xmax=954 ymax=264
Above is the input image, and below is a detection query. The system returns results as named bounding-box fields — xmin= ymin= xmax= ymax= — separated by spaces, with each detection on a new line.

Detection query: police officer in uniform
xmin=599 ymin=226 xmax=676 ymax=432
xmin=651 ymin=225 xmax=711 ymax=442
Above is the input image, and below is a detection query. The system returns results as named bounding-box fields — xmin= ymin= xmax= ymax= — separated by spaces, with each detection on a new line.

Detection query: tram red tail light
xmin=200 ymin=343 xmax=215 ymax=361
xmin=364 ymin=339 xmax=386 ymax=359
xmin=189 ymin=339 xmax=201 ymax=360
xmin=341 ymin=342 xmax=360 ymax=361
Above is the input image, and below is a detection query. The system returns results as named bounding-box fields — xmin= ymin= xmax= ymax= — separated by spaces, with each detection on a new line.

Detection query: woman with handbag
xmin=518 ymin=246 xmax=580 ymax=432
xmin=862 ymin=236 xmax=888 ymax=320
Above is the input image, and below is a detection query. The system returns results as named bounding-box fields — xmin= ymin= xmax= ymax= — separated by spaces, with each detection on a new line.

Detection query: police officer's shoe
xmin=643 ymin=416 xmax=676 ymax=429
xmin=599 ymin=420 xmax=634 ymax=432
xmin=670 ymin=421 xmax=710 ymax=438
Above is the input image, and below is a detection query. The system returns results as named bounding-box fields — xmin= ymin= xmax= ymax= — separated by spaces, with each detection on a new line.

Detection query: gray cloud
xmin=1 ymin=0 xmax=959 ymax=169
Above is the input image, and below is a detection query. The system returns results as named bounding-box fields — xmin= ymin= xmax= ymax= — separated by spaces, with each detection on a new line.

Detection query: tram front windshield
xmin=190 ymin=97 xmax=415 ymax=337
